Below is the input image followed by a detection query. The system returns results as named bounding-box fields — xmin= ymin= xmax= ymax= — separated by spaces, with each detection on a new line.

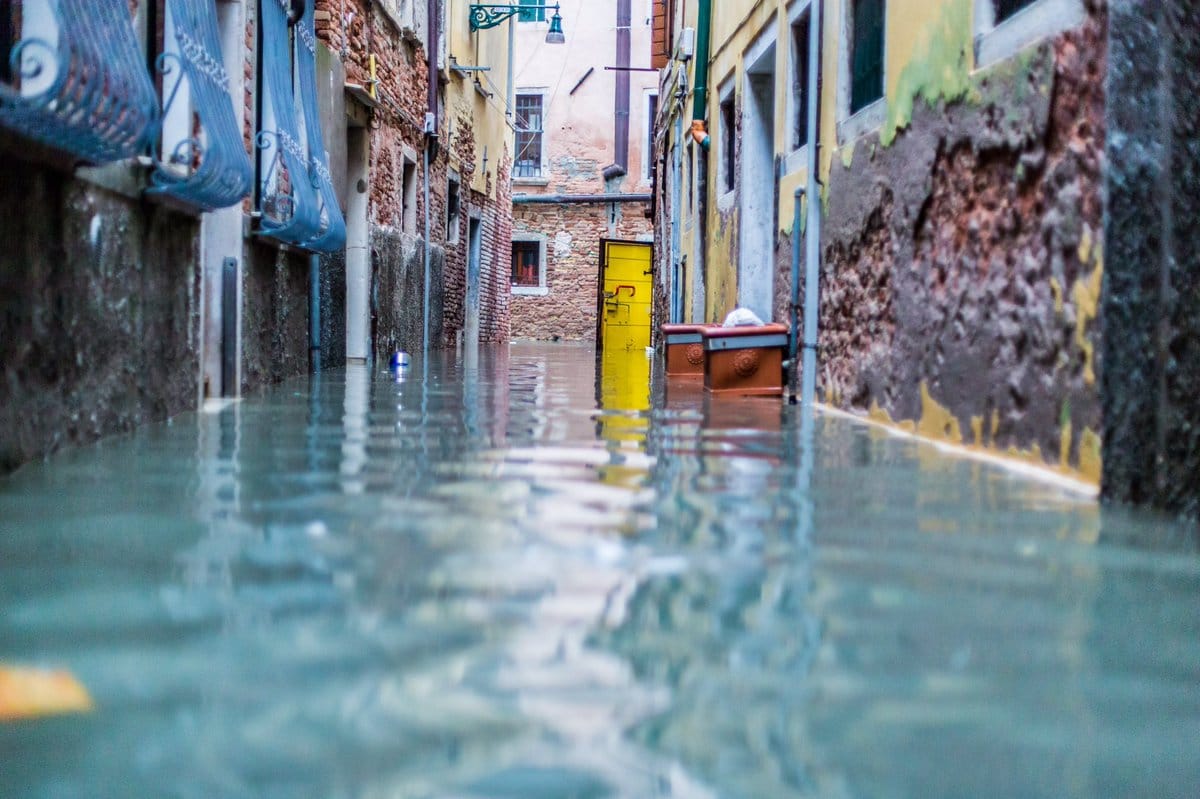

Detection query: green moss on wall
xmin=881 ymin=0 xmax=975 ymax=147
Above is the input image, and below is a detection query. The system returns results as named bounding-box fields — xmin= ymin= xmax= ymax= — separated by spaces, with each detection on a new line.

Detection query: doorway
xmin=738 ymin=40 xmax=777 ymax=322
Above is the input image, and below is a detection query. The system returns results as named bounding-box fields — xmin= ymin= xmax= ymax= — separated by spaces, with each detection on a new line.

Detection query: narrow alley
xmin=3 ymin=345 xmax=1199 ymax=797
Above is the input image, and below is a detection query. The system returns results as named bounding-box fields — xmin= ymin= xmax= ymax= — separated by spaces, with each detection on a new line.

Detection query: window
xmin=518 ymin=0 xmax=545 ymax=23
xmin=791 ymin=11 xmax=811 ymax=149
xmin=402 ymin=157 xmax=418 ymax=233
xmin=446 ymin=173 xmax=460 ymax=243
xmin=512 ymin=240 xmax=542 ymax=289
xmin=643 ymin=92 xmax=658 ymax=182
xmin=515 ymin=92 xmax=544 ymax=178
xmin=849 ymin=0 xmax=884 ymax=115
xmin=720 ymin=95 xmax=735 ymax=193
xmin=975 ymin=0 xmax=1086 ymax=69
xmin=995 ymin=0 xmax=1037 ymax=22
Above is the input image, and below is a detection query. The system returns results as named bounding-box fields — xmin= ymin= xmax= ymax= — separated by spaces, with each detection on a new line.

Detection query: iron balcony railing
xmin=147 ymin=0 xmax=254 ymax=211
xmin=0 ymin=0 xmax=159 ymax=163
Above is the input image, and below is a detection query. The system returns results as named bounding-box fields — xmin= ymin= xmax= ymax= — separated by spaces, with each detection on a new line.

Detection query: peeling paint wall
xmin=655 ymin=0 xmax=1108 ymax=482
xmin=819 ymin=3 xmax=1106 ymax=482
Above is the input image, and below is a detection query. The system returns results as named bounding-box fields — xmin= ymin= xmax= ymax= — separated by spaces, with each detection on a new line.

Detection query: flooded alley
xmin=2 ymin=343 xmax=1198 ymax=798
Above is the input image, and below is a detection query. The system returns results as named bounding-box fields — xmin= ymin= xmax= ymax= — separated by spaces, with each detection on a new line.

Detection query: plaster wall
xmin=655 ymin=0 xmax=1106 ymax=481
xmin=0 ymin=161 xmax=202 ymax=474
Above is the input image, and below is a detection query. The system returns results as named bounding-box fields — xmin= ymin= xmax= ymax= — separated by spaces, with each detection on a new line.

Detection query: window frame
xmin=517 ymin=0 xmax=545 ymax=24
xmin=718 ymin=87 xmax=736 ymax=198
xmin=837 ymin=0 xmax=887 ymax=144
xmin=446 ymin=170 xmax=460 ymax=243
xmin=513 ymin=88 xmax=547 ymax=181
xmin=511 ymin=234 xmax=548 ymax=295
xmin=641 ymin=89 xmax=658 ymax=184
xmin=974 ymin=0 xmax=1086 ymax=69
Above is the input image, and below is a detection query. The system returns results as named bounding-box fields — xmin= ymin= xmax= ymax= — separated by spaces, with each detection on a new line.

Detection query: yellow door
xmin=599 ymin=241 xmax=653 ymax=356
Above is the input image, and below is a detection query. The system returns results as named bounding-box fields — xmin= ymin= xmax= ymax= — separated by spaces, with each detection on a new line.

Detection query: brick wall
xmin=311 ymin=0 xmax=513 ymax=352
xmin=511 ymin=200 xmax=650 ymax=341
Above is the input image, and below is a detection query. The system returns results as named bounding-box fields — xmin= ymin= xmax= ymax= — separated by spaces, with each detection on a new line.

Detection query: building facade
xmin=651 ymin=0 xmax=1108 ymax=482
xmin=508 ymin=0 xmax=655 ymax=342
xmin=0 ymin=0 xmax=514 ymax=472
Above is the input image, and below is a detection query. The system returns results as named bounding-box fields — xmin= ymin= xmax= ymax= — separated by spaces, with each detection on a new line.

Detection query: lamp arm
xmin=469 ymin=4 xmax=560 ymax=31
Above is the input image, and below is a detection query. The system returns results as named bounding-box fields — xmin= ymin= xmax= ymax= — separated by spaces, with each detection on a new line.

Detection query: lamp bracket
xmin=469 ymin=4 xmax=559 ymax=31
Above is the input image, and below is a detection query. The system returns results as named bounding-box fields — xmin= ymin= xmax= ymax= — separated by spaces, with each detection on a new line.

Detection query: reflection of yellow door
xmin=599 ymin=241 xmax=653 ymax=356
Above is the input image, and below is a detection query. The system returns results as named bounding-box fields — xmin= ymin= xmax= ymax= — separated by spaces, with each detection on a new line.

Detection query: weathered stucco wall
xmin=818 ymin=5 xmax=1106 ymax=481
xmin=241 ymin=244 xmax=312 ymax=393
xmin=0 ymin=161 xmax=201 ymax=473
xmin=1102 ymin=0 xmax=1200 ymax=518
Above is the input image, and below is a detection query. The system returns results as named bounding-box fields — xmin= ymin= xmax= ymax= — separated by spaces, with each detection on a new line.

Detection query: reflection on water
xmin=1 ymin=343 xmax=1198 ymax=798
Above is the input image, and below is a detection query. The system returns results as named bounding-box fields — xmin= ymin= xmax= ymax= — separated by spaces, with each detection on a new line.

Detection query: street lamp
xmin=469 ymin=4 xmax=567 ymax=44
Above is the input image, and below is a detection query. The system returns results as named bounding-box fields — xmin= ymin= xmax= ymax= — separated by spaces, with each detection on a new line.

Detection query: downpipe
xmin=788 ymin=186 xmax=804 ymax=404
xmin=801 ymin=0 xmax=823 ymax=412
xmin=309 ymin=254 xmax=320 ymax=372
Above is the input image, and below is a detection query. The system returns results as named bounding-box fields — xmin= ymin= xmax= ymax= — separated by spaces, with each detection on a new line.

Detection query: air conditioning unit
xmin=675 ymin=27 xmax=695 ymax=62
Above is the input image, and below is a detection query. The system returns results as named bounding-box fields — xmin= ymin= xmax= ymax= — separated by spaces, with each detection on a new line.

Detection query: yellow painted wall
xmin=444 ymin=0 xmax=514 ymax=197
xmin=658 ymin=0 xmax=979 ymax=324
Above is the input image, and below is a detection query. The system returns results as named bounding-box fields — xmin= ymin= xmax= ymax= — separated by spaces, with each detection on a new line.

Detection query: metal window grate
xmin=147 ymin=0 xmax=254 ymax=211
xmin=850 ymin=0 xmax=884 ymax=115
xmin=0 ymin=0 xmax=159 ymax=163
xmin=514 ymin=93 xmax=543 ymax=178
xmin=720 ymin=97 xmax=734 ymax=192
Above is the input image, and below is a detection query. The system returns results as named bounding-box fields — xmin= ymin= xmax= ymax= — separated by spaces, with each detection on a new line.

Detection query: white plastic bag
xmin=722 ymin=308 xmax=765 ymax=328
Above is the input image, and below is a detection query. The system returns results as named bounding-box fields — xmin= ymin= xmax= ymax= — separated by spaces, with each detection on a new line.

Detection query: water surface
xmin=1 ymin=343 xmax=1197 ymax=798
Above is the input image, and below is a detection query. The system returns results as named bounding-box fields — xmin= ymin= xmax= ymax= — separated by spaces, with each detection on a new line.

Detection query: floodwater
xmin=1 ymin=343 xmax=1198 ymax=798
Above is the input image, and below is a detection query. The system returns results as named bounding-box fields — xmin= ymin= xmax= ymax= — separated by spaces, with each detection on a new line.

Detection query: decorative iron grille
xmin=0 ymin=0 xmax=159 ymax=163
xmin=148 ymin=0 xmax=254 ymax=211
xmin=294 ymin=0 xmax=345 ymax=252
xmin=255 ymin=0 xmax=321 ymax=247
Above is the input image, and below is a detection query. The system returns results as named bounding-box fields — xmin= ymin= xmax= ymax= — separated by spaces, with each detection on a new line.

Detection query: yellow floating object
xmin=0 ymin=665 xmax=94 ymax=722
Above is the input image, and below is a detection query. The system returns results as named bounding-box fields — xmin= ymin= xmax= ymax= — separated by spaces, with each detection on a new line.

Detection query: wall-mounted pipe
xmin=789 ymin=186 xmax=804 ymax=403
xmin=801 ymin=0 xmax=823 ymax=411
xmin=310 ymin=254 xmax=321 ymax=371
xmin=690 ymin=0 xmax=712 ymax=150
xmin=615 ymin=0 xmax=632 ymax=170
xmin=513 ymin=193 xmax=652 ymax=204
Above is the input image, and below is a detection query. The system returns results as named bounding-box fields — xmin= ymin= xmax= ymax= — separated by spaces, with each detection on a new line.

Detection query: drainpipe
xmin=788 ymin=186 xmax=803 ymax=403
xmin=690 ymin=0 xmax=712 ymax=150
xmin=423 ymin=0 xmax=440 ymax=356
xmin=309 ymin=254 xmax=321 ymax=371
xmin=615 ymin=0 xmax=631 ymax=170
xmin=801 ymin=0 xmax=823 ymax=411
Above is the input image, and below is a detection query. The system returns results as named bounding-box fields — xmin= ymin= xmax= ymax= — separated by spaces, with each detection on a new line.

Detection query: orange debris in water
xmin=0 ymin=665 xmax=94 ymax=722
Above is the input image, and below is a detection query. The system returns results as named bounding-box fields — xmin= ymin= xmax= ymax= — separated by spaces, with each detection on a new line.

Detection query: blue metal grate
xmin=147 ymin=0 xmax=254 ymax=211
xmin=294 ymin=0 xmax=344 ymax=252
xmin=256 ymin=0 xmax=321 ymax=246
xmin=0 ymin=0 xmax=159 ymax=163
